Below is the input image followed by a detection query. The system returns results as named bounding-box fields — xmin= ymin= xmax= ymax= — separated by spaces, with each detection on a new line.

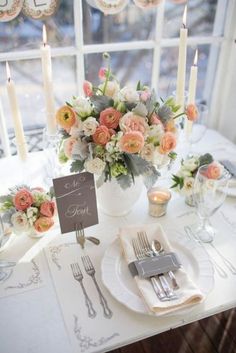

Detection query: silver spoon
xmin=151 ymin=240 xmax=179 ymax=290
xmin=86 ymin=236 xmax=100 ymax=246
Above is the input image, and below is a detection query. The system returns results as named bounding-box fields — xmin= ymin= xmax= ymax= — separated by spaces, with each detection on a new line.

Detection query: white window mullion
xmin=203 ymin=0 xmax=229 ymax=103
xmin=73 ymin=0 xmax=85 ymax=96
xmin=151 ymin=0 xmax=165 ymax=92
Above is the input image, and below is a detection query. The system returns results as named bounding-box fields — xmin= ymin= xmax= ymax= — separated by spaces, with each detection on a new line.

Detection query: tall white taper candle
xmin=186 ymin=50 xmax=198 ymax=137
xmin=41 ymin=25 xmax=57 ymax=135
xmin=6 ymin=62 xmax=28 ymax=161
xmin=176 ymin=6 xmax=188 ymax=113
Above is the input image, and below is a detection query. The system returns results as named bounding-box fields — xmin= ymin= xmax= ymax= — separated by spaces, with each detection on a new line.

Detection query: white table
xmin=0 ymin=129 xmax=236 ymax=353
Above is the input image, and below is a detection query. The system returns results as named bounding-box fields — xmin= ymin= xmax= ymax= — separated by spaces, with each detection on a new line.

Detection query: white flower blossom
xmin=82 ymin=117 xmax=99 ymax=136
xmin=119 ymin=86 xmax=139 ymax=103
xmin=72 ymin=97 xmax=93 ymax=118
xmin=11 ymin=211 xmax=30 ymax=234
xmin=84 ymin=158 xmax=106 ymax=175
xmin=182 ymin=157 xmax=199 ymax=172
xmin=99 ymin=81 xmax=119 ymax=99
xmin=148 ymin=124 xmax=164 ymax=140
xmin=141 ymin=144 xmax=155 ymax=162
xmin=182 ymin=177 xmax=195 ymax=196
xmin=26 ymin=207 xmax=38 ymax=227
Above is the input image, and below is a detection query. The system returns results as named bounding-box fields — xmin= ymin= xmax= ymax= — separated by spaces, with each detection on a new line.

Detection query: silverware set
xmin=75 ymin=223 xmax=100 ymax=249
xmin=71 ymin=255 xmax=113 ymax=319
xmin=132 ymin=231 xmax=179 ymax=301
xmin=184 ymin=226 xmax=236 ymax=278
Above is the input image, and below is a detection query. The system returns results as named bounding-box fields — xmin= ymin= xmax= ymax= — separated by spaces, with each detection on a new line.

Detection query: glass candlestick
xmin=147 ymin=187 xmax=171 ymax=217
xmin=43 ymin=128 xmax=61 ymax=186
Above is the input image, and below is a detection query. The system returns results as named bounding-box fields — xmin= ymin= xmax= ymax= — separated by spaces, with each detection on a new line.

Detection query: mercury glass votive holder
xmin=147 ymin=187 xmax=171 ymax=217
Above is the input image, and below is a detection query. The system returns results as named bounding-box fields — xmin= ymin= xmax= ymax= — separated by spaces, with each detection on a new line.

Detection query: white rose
xmin=178 ymin=168 xmax=192 ymax=178
xmin=183 ymin=177 xmax=195 ymax=196
xmin=84 ymin=158 xmax=106 ymax=175
xmin=11 ymin=211 xmax=30 ymax=234
xmin=182 ymin=157 xmax=199 ymax=172
xmin=106 ymin=141 xmax=116 ymax=153
xmin=70 ymin=126 xmax=81 ymax=138
xmin=72 ymin=97 xmax=93 ymax=118
xmin=119 ymin=86 xmax=139 ymax=103
xmin=148 ymin=124 xmax=164 ymax=139
xmin=82 ymin=117 xmax=99 ymax=136
xmin=99 ymin=81 xmax=120 ymax=98
xmin=141 ymin=144 xmax=155 ymax=162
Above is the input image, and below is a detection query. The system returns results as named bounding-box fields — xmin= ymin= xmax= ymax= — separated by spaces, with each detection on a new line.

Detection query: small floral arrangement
xmin=56 ymin=53 xmax=183 ymax=189
xmin=0 ymin=186 xmax=56 ymax=235
xmin=171 ymin=153 xmax=223 ymax=196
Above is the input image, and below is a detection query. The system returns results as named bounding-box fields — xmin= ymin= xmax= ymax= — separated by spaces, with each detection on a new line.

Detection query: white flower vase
xmin=96 ymin=177 xmax=143 ymax=216
xmin=27 ymin=228 xmax=44 ymax=239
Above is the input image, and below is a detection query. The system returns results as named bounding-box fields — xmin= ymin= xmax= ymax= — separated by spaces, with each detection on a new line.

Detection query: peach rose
xmin=34 ymin=217 xmax=54 ymax=233
xmin=40 ymin=201 xmax=55 ymax=218
xmin=150 ymin=113 xmax=163 ymax=126
xmin=13 ymin=189 xmax=33 ymax=211
xmin=92 ymin=125 xmax=111 ymax=146
xmin=186 ymin=104 xmax=198 ymax=122
xmin=64 ymin=137 xmax=78 ymax=159
xmin=119 ymin=112 xmax=148 ymax=136
xmin=165 ymin=119 xmax=177 ymax=134
xmin=205 ymin=162 xmax=223 ymax=180
xmin=119 ymin=131 xmax=144 ymax=154
xmin=98 ymin=67 xmax=107 ymax=80
xmin=99 ymin=107 xmax=122 ymax=129
xmin=56 ymin=105 xmax=77 ymax=130
xmin=83 ymin=80 xmax=93 ymax=97
xmin=159 ymin=132 xmax=177 ymax=154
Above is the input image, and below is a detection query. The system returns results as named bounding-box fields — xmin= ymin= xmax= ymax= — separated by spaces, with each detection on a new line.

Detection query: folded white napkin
xmin=119 ymin=223 xmax=204 ymax=316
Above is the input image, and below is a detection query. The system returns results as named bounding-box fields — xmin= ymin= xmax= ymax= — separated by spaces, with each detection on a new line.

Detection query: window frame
xmin=0 ymin=0 xmax=233 ymax=156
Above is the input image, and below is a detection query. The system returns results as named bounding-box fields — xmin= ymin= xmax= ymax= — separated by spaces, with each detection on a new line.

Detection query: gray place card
xmin=53 ymin=172 xmax=98 ymax=234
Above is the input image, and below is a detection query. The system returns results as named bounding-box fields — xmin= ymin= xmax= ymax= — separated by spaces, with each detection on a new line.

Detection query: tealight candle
xmin=147 ymin=187 xmax=171 ymax=217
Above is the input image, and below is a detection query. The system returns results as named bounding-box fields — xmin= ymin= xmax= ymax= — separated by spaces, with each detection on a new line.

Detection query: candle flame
xmin=194 ymin=49 xmax=198 ymax=66
xmin=182 ymin=5 xmax=187 ymax=28
xmin=42 ymin=24 xmax=47 ymax=45
xmin=6 ymin=61 xmax=11 ymax=81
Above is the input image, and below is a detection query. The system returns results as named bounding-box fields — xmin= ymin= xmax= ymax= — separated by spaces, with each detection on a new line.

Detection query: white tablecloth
xmin=0 ymin=129 xmax=236 ymax=353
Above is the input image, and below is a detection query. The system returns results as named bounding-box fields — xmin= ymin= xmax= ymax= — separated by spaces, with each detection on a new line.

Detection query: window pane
xmin=0 ymin=56 xmax=76 ymax=131
xmin=159 ymin=44 xmax=210 ymax=101
xmin=163 ymin=1 xmax=218 ymax=38
xmin=83 ymin=3 xmax=156 ymax=44
xmin=84 ymin=50 xmax=153 ymax=86
xmin=0 ymin=3 xmax=74 ymax=52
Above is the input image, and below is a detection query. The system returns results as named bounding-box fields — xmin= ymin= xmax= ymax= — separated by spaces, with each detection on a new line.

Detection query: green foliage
xmin=70 ymin=160 xmax=85 ymax=173
xmin=90 ymin=95 xmax=114 ymax=114
xmin=171 ymin=175 xmax=184 ymax=189
xmin=116 ymin=174 xmax=133 ymax=190
xmin=199 ymin=153 xmax=213 ymax=167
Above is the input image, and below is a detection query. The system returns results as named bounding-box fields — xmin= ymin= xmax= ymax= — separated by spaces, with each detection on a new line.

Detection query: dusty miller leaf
xmin=70 ymin=160 xmax=84 ymax=173
xmin=132 ymin=102 xmax=148 ymax=117
xmin=116 ymin=174 xmax=133 ymax=190
xmin=90 ymin=95 xmax=113 ymax=114
xmin=142 ymin=166 xmax=160 ymax=190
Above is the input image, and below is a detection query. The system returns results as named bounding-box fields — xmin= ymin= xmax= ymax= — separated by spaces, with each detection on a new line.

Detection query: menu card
xmin=53 ymin=172 xmax=98 ymax=234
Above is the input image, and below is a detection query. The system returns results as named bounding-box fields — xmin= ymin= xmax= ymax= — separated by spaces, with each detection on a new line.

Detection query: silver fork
xmin=138 ymin=231 xmax=179 ymax=290
xmin=137 ymin=232 xmax=178 ymax=299
xmin=132 ymin=238 xmax=168 ymax=301
xmin=82 ymin=255 xmax=113 ymax=319
xmin=70 ymin=263 xmax=97 ymax=318
xmin=75 ymin=223 xmax=100 ymax=248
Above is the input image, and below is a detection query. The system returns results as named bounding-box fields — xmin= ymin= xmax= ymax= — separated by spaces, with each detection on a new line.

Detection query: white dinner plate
xmin=101 ymin=234 xmax=214 ymax=317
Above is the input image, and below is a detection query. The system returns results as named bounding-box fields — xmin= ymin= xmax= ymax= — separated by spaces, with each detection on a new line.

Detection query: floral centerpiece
xmin=0 ymin=186 xmax=55 ymax=236
xmin=56 ymin=53 xmax=183 ymax=192
xmin=171 ymin=153 xmax=224 ymax=205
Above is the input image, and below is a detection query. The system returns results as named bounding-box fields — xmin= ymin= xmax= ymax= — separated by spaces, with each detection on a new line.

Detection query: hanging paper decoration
xmin=94 ymin=0 xmax=129 ymax=15
xmin=133 ymin=0 xmax=163 ymax=9
xmin=22 ymin=0 xmax=59 ymax=19
xmin=0 ymin=0 xmax=23 ymax=22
